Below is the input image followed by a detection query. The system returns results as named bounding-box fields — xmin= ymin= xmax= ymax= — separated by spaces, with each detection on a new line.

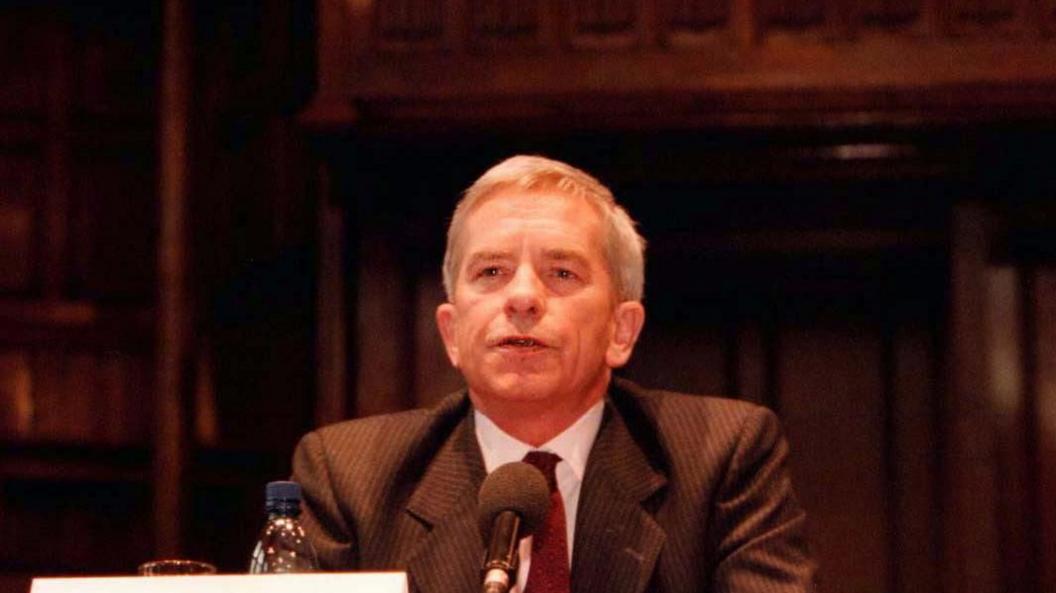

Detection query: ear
xmin=606 ymin=301 xmax=645 ymax=368
xmin=435 ymin=302 xmax=461 ymax=368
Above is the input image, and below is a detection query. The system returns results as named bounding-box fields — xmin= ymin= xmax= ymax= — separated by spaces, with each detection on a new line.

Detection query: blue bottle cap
xmin=265 ymin=480 xmax=302 ymax=503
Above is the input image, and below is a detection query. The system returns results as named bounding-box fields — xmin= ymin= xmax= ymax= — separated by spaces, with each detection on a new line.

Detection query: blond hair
xmin=442 ymin=155 xmax=645 ymax=301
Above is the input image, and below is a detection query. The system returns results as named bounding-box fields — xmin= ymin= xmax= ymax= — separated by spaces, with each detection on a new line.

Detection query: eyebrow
xmin=464 ymin=251 xmax=512 ymax=268
xmin=542 ymin=248 xmax=590 ymax=266
xmin=463 ymin=248 xmax=591 ymax=269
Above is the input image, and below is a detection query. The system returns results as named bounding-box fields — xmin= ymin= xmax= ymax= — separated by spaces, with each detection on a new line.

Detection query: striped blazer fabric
xmin=292 ymin=377 xmax=815 ymax=593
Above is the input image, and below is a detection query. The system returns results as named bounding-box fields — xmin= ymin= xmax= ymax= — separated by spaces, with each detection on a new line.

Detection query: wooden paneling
xmin=1035 ymin=267 xmax=1056 ymax=593
xmin=24 ymin=348 xmax=151 ymax=446
xmin=70 ymin=143 xmax=156 ymax=300
xmin=987 ymin=267 xmax=1034 ymax=593
xmin=954 ymin=0 xmax=1015 ymax=24
xmin=0 ymin=153 xmax=39 ymax=293
xmin=308 ymin=0 xmax=1056 ymax=128
xmin=470 ymin=0 xmax=541 ymax=43
xmin=0 ymin=10 xmax=47 ymax=113
xmin=0 ymin=352 xmax=33 ymax=438
xmin=666 ymin=0 xmax=731 ymax=31
xmin=778 ymin=325 xmax=889 ymax=593
xmin=624 ymin=323 xmax=729 ymax=396
xmin=862 ymin=0 xmax=921 ymax=25
xmin=945 ymin=203 xmax=1001 ymax=593
xmin=762 ymin=0 xmax=824 ymax=27
xmin=890 ymin=326 xmax=939 ymax=593
xmin=0 ymin=480 xmax=151 ymax=575
xmin=72 ymin=4 xmax=159 ymax=117
xmin=376 ymin=0 xmax=446 ymax=47
xmin=412 ymin=276 xmax=463 ymax=408
xmin=354 ymin=227 xmax=415 ymax=416
xmin=570 ymin=0 xmax=642 ymax=44
xmin=315 ymin=168 xmax=349 ymax=427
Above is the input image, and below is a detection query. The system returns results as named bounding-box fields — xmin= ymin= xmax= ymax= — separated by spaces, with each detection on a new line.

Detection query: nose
xmin=504 ymin=265 xmax=545 ymax=320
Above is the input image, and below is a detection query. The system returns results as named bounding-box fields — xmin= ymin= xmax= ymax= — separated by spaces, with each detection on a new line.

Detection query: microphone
xmin=477 ymin=461 xmax=551 ymax=593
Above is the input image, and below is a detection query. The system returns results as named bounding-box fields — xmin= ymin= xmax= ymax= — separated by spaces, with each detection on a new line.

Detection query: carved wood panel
xmin=0 ymin=347 xmax=151 ymax=445
xmin=954 ymin=0 xmax=1016 ymax=24
xmin=1035 ymin=267 xmax=1056 ymax=593
xmin=0 ymin=351 xmax=32 ymax=437
xmin=0 ymin=153 xmax=39 ymax=293
xmin=470 ymin=0 xmax=540 ymax=42
xmin=779 ymin=325 xmax=889 ymax=593
xmin=72 ymin=5 xmax=158 ymax=116
xmin=71 ymin=140 xmax=156 ymax=300
xmin=666 ymin=0 xmax=731 ymax=31
xmin=569 ymin=0 xmax=641 ymax=46
xmin=0 ymin=10 xmax=47 ymax=112
xmin=375 ymin=0 xmax=446 ymax=46
xmin=0 ymin=480 xmax=152 ymax=574
xmin=762 ymin=0 xmax=825 ymax=27
xmin=312 ymin=0 xmax=1056 ymax=122
xmin=861 ymin=0 xmax=921 ymax=26
xmin=572 ymin=0 xmax=639 ymax=33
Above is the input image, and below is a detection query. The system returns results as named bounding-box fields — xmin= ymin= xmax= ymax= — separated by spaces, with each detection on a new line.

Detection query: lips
xmin=491 ymin=335 xmax=550 ymax=349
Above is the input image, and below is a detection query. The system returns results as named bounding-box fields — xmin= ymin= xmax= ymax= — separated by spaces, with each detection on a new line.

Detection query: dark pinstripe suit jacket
xmin=292 ymin=377 xmax=815 ymax=593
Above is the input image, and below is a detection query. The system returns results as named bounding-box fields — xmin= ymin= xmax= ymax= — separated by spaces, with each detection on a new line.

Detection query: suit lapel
xmin=404 ymin=406 xmax=487 ymax=593
xmin=572 ymin=397 xmax=667 ymax=593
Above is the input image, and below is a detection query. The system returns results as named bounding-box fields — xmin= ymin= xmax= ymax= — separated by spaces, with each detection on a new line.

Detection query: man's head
xmin=443 ymin=155 xmax=645 ymax=303
xmin=435 ymin=156 xmax=646 ymax=440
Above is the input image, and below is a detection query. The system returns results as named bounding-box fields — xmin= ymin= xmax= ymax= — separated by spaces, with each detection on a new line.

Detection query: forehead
xmin=460 ymin=188 xmax=605 ymax=245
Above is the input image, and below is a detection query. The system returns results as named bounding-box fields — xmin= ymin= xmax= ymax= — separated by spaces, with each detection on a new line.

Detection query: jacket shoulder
xmin=613 ymin=377 xmax=776 ymax=432
xmin=301 ymin=391 xmax=469 ymax=467
xmin=610 ymin=377 xmax=785 ymax=471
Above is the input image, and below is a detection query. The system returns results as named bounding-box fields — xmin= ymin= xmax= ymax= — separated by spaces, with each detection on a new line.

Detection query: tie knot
xmin=523 ymin=451 xmax=561 ymax=492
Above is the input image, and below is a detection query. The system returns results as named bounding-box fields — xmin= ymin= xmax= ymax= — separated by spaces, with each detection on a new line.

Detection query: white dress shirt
xmin=474 ymin=400 xmax=604 ymax=593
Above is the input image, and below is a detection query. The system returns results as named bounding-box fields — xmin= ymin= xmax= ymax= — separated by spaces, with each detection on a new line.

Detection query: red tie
xmin=522 ymin=451 xmax=571 ymax=593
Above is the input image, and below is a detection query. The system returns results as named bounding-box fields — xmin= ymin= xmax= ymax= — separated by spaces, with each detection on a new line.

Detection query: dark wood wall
xmin=3 ymin=2 xmax=1056 ymax=593
xmin=0 ymin=2 xmax=316 ymax=592
xmin=0 ymin=4 xmax=159 ymax=591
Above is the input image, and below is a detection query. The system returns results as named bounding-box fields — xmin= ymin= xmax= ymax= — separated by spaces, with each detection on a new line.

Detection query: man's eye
xmin=553 ymin=268 xmax=577 ymax=280
xmin=478 ymin=267 xmax=501 ymax=278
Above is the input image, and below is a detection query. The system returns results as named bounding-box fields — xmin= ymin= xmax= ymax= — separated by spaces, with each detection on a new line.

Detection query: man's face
xmin=436 ymin=188 xmax=644 ymax=419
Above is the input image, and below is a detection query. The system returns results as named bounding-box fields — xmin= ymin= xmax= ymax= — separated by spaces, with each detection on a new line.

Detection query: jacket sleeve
xmin=291 ymin=430 xmax=359 ymax=570
xmin=709 ymin=408 xmax=816 ymax=593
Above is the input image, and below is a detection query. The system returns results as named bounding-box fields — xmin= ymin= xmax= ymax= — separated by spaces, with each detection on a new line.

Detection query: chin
xmin=479 ymin=374 xmax=561 ymax=404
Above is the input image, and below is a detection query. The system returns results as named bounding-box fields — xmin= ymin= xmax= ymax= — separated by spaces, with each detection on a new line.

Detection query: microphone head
xmin=477 ymin=461 xmax=551 ymax=538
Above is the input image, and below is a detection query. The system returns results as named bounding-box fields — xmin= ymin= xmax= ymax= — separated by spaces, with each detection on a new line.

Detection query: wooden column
xmin=43 ymin=15 xmax=70 ymax=299
xmin=354 ymin=222 xmax=414 ymax=417
xmin=315 ymin=162 xmax=348 ymax=426
xmin=729 ymin=0 xmax=760 ymax=48
xmin=155 ymin=0 xmax=192 ymax=558
xmin=944 ymin=202 xmax=1000 ymax=593
xmin=1034 ymin=268 xmax=1056 ymax=593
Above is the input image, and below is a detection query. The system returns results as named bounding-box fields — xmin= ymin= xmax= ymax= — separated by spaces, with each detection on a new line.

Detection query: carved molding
xmin=308 ymin=0 xmax=1056 ymax=127
xmin=954 ymin=0 xmax=1015 ymax=24
xmin=862 ymin=0 xmax=921 ymax=26
xmin=375 ymin=0 xmax=446 ymax=46
xmin=0 ymin=153 xmax=38 ymax=292
xmin=470 ymin=0 xmax=540 ymax=41
xmin=763 ymin=0 xmax=824 ymax=27
xmin=666 ymin=0 xmax=730 ymax=32
xmin=572 ymin=0 xmax=638 ymax=34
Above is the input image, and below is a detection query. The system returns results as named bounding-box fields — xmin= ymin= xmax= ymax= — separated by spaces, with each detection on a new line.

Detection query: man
xmin=292 ymin=155 xmax=815 ymax=593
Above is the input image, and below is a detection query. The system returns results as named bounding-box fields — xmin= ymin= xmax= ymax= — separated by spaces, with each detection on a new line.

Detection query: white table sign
xmin=31 ymin=572 xmax=408 ymax=593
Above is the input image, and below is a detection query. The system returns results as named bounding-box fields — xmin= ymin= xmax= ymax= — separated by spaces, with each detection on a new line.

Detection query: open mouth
xmin=495 ymin=336 xmax=547 ymax=348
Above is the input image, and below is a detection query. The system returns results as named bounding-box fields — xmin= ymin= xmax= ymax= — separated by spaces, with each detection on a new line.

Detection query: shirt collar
xmin=474 ymin=399 xmax=605 ymax=482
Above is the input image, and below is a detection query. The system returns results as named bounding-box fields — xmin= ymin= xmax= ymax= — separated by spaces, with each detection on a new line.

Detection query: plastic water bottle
xmin=248 ymin=480 xmax=320 ymax=573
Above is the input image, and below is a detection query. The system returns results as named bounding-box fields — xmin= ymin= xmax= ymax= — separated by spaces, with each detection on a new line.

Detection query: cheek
xmin=456 ymin=306 xmax=490 ymax=350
